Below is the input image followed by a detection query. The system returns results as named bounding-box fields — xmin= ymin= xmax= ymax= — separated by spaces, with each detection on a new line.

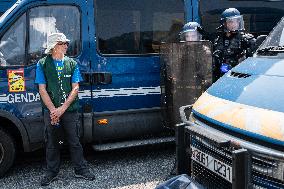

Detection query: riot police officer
xmin=213 ymin=8 xmax=256 ymax=80
xmin=180 ymin=22 xmax=203 ymax=42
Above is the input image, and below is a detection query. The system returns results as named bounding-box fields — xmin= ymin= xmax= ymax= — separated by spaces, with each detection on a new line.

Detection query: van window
xmin=0 ymin=13 xmax=26 ymax=66
xmin=28 ymin=6 xmax=80 ymax=64
xmin=95 ymin=0 xmax=184 ymax=55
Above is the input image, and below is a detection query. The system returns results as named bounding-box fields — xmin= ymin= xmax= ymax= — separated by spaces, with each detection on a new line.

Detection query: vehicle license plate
xmin=191 ymin=146 xmax=232 ymax=183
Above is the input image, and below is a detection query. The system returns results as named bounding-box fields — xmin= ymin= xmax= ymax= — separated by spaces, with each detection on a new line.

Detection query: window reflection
xmin=95 ymin=0 xmax=184 ymax=55
xmin=29 ymin=6 xmax=81 ymax=64
xmin=0 ymin=13 xmax=26 ymax=66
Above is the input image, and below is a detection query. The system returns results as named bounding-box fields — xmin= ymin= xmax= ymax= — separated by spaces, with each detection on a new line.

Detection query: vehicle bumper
xmin=179 ymin=105 xmax=284 ymax=189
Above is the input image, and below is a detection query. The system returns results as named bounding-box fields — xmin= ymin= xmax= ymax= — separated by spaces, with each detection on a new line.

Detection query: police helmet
xmin=179 ymin=22 xmax=202 ymax=41
xmin=220 ymin=8 xmax=244 ymax=32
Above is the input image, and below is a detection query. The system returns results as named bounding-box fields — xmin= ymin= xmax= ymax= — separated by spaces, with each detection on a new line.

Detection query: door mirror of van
xmin=255 ymin=35 xmax=267 ymax=49
xmin=93 ymin=72 xmax=112 ymax=85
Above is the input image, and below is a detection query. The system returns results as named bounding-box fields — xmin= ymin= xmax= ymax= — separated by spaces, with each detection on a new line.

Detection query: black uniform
xmin=213 ymin=32 xmax=256 ymax=80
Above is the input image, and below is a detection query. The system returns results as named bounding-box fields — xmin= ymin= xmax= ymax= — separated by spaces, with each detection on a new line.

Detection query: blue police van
xmin=1 ymin=0 xmax=284 ymax=179
xmin=181 ymin=19 xmax=284 ymax=189
xmin=0 ymin=0 xmax=190 ymax=177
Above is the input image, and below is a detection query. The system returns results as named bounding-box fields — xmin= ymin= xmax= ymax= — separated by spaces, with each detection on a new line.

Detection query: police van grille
xmin=192 ymin=162 xmax=232 ymax=189
xmin=230 ymin=71 xmax=251 ymax=78
xmin=190 ymin=135 xmax=233 ymax=189
xmin=188 ymin=129 xmax=284 ymax=189
xmin=252 ymin=154 xmax=284 ymax=188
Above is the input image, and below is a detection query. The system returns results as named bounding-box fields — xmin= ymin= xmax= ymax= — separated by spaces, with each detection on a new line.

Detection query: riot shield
xmin=160 ymin=41 xmax=213 ymax=129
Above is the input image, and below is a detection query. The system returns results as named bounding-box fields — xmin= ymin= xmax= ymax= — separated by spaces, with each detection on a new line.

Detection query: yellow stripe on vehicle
xmin=193 ymin=92 xmax=284 ymax=142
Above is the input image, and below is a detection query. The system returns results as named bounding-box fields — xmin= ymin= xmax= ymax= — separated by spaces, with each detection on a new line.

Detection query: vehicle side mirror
xmin=255 ymin=35 xmax=267 ymax=49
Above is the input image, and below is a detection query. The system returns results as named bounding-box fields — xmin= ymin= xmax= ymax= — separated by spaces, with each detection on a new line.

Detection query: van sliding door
xmin=89 ymin=0 xmax=185 ymax=141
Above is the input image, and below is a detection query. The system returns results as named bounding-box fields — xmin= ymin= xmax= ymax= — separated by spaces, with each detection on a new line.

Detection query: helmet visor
xmin=181 ymin=31 xmax=202 ymax=41
xmin=225 ymin=15 xmax=244 ymax=32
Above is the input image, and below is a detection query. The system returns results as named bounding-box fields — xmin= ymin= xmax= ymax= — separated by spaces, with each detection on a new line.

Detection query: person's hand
xmin=50 ymin=116 xmax=60 ymax=126
xmin=49 ymin=107 xmax=60 ymax=126
xmin=50 ymin=106 xmax=65 ymax=121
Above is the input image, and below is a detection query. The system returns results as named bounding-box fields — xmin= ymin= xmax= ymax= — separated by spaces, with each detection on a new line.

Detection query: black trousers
xmin=44 ymin=111 xmax=87 ymax=175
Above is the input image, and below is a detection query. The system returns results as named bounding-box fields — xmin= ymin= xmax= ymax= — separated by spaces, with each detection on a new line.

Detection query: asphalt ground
xmin=0 ymin=144 xmax=176 ymax=189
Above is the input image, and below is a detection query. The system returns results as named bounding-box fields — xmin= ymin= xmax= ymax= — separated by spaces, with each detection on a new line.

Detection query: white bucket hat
xmin=44 ymin=33 xmax=70 ymax=54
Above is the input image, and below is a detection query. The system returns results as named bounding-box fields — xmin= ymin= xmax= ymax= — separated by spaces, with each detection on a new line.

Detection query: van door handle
xmin=81 ymin=72 xmax=112 ymax=85
xmin=92 ymin=72 xmax=112 ymax=85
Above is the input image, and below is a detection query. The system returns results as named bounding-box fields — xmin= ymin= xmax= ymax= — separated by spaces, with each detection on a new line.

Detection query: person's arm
xmin=39 ymin=84 xmax=60 ymax=125
xmin=38 ymin=84 xmax=56 ymax=111
xmin=242 ymin=33 xmax=256 ymax=57
xmin=61 ymin=62 xmax=82 ymax=112
xmin=212 ymin=36 xmax=224 ymax=62
xmin=60 ymin=83 xmax=79 ymax=112
xmin=36 ymin=62 xmax=56 ymax=112
xmin=36 ymin=61 xmax=59 ymax=124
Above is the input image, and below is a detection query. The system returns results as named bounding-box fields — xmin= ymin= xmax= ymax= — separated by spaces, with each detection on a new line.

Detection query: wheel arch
xmin=0 ymin=110 xmax=30 ymax=152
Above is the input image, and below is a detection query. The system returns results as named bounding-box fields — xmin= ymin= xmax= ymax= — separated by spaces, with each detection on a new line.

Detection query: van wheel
xmin=0 ymin=129 xmax=15 ymax=177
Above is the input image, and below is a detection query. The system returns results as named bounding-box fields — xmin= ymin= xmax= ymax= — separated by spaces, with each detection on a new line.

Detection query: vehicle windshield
xmin=258 ymin=17 xmax=284 ymax=54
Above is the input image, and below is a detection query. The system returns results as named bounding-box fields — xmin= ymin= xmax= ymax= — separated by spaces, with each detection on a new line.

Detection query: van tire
xmin=0 ymin=129 xmax=15 ymax=178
